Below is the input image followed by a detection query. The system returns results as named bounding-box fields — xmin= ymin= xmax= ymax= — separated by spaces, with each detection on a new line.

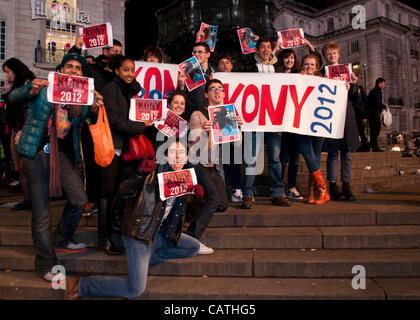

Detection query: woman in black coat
xmin=98 ymin=55 xmax=153 ymax=255
xmin=2 ymin=58 xmax=35 ymax=210
xmin=354 ymin=85 xmax=369 ymax=151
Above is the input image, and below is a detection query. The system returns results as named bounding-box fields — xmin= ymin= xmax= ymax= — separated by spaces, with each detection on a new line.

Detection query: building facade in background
xmin=273 ymin=0 xmax=420 ymax=140
xmin=0 ymin=0 xmax=126 ymax=90
xmin=156 ymin=0 xmax=420 ymax=141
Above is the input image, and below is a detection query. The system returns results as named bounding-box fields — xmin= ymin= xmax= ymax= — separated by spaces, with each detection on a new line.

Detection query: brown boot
xmin=307 ymin=173 xmax=316 ymax=204
xmin=271 ymin=195 xmax=290 ymax=206
xmin=64 ymin=277 xmax=81 ymax=300
xmin=240 ymin=197 xmax=254 ymax=209
xmin=313 ymin=170 xmax=330 ymax=205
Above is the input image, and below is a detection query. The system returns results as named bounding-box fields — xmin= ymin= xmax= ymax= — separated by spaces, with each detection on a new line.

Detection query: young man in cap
xmin=8 ymin=53 xmax=103 ymax=282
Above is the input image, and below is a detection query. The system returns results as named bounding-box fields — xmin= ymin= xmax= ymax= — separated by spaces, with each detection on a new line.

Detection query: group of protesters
xmin=0 ymin=27 xmax=389 ymax=299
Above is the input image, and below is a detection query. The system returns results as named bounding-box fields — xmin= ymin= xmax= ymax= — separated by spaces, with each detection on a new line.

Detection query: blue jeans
xmin=243 ymin=132 xmax=264 ymax=198
xmin=295 ymin=135 xmax=319 ymax=173
xmin=311 ymin=137 xmax=324 ymax=168
xmin=327 ymin=150 xmax=352 ymax=183
xmin=22 ymin=150 xmax=87 ymax=273
xmin=280 ymin=133 xmax=299 ymax=189
xmin=265 ymin=132 xmax=285 ymax=198
xmin=186 ymin=164 xmax=228 ymax=239
xmin=79 ymin=233 xmax=200 ymax=299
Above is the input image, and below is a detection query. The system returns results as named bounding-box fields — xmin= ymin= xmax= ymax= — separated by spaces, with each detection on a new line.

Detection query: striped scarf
xmin=49 ymin=104 xmax=83 ymax=198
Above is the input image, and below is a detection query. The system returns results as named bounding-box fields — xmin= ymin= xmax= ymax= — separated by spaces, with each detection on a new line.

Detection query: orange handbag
xmin=89 ymin=104 xmax=115 ymax=167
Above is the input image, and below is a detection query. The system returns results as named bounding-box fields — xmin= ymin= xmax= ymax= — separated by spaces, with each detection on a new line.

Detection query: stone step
xmin=1 ymin=225 xmax=420 ymax=249
xmin=0 ymin=271 xmax=390 ymax=300
xmin=1 ymin=246 xmax=419 ymax=278
xmin=257 ymin=163 xmax=420 ymax=186
xmin=255 ymin=174 xmax=420 ymax=196
xmin=320 ymin=226 xmax=420 ymax=249
xmin=2 ymin=195 xmax=419 ymax=229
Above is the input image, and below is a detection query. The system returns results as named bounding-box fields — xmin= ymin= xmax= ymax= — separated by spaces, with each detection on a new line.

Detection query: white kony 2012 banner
xmin=134 ymin=61 xmax=179 ymax=100
xmin=214 ymin=72 xmax=349 ymax=139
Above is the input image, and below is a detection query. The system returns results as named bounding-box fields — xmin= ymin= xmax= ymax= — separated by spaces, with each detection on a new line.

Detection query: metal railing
xmin=35 ymin=47 xmax=68 ymax=65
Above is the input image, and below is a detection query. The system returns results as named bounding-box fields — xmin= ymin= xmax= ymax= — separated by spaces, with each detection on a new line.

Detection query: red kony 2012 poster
xmin=278 ymin=28 xmax=305 ymax=48
xmin=129 ymin=98 xmax=167 ymax=122
xmin=79 ymin=22 xmax=113 ymax=50
xmin=325 ymin=64 xmax=353 ymax=82
xmin=155 ymin=109 xmax=188 ymax=137
xmin=47 ymin=72 xmax=95 ymax=106
xmin=158 ymin=168 xmax=198 ymax=201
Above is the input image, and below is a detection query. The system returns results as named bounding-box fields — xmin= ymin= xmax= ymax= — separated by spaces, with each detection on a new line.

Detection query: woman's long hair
xmin=2 ymin=58 xmax=35 ymax=89
xmin=278 ymin=49 xmax=300 ymax=73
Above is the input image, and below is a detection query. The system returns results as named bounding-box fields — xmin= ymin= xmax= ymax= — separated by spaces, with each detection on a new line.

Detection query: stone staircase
xmin=0 ymin=152 xmax=419 ymax=300
xmin=253 ymin=151 xmax=420 ymax=195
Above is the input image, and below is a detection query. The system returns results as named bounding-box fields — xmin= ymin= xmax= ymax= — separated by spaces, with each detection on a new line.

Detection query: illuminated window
xmin=0 ymin=20 xmax=5 ymax=61
xmin=45 ymin=1 xmax=77 ymax=64
xmin=352 ymin=63 xmax=360 ymax=77
xmin=401 ymin=64 xmax=406 ymax=80
xmin=413 ymin=65 xmax=418 ymax=82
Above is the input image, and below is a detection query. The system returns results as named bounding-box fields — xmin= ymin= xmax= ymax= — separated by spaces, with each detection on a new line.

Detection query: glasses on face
xmin=208 ymin=87 xmax=225 ymax=93
xmin=192 ymin=50 xmax=206 ymax=55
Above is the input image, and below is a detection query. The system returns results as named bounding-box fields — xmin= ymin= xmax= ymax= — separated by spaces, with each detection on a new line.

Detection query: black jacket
xmin=353 ymin=92 xmax=368 ymax=118
xmin=121 ymin=164 xmax=189 ymax=246
xmin=103 ymin=77 xmax=146 ymax=150
xmin=368 ymin=87 xmax=386 ymax=114
xmin=68 ymin=45 xmax=114 ymax=94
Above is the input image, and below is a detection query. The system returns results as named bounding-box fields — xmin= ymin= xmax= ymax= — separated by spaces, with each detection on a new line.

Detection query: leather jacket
xmin=121 ymin=165 xmax=188 ymax=246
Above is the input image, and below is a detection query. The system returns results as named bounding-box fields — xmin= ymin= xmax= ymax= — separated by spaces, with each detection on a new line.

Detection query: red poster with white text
xmin=47 ymin=72 xmax=94 ymax=106
xmin=129 ymin=99 xmax=167 ymax=122
xmin=155 ymin=109 xmax=188 ymax=137
xmin=278 ymin=28 xmax=305 ymax=49
xmin=158 ymin=168 xmax=198 ymax=201
xmin=79 ymin=22 xmax=113 ymax=50
xmin=325 ymin=64 xmax=352 ymax=82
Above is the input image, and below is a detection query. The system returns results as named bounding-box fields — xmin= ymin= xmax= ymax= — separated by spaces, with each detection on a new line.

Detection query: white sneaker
xmin=9 ymin=180 xmax=20 ymax=187
xmin=287 ymin=187 xmax=303 ymax=201
xmin=231 ymin=189 xmax=243 ymax=202
xmin=198 ymin=242 xmax=214 ymax=255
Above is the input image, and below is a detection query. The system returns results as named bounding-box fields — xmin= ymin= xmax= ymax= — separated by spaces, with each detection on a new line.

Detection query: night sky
xmin=125 ymin=0 xmax=420 ymax=60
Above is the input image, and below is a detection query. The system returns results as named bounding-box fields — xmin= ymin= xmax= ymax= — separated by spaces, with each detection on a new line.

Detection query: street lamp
xmin=363 ymin=63 xmax=367 ymax=90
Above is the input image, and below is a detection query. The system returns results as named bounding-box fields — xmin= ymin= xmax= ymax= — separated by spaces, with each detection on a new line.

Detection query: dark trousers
xmin=22 ymin=150 xmax=87 ymax=272
xmin=223 ymin=142 xmax=242 ymax=190
xmin=81 ymin=123 xmax=100 ymax=202
xmin=355 ymin=111 xmax=368 ymax=147
xmin=280 ymin=133 xmax=299 ymax=189
xmin=186 ymin=164 xmax=228 ymax=239
xmin=368 ymin=112 xmax=381 ymax=149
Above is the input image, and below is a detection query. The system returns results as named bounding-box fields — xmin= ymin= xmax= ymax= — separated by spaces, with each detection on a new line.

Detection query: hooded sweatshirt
xmin=254 ymin=53 xmax=278 ymax=73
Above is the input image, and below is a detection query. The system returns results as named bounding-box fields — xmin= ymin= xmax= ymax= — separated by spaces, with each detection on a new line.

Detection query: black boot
xmin=342 ymin=182 xmax=356 ymax=201
xmin=97 ymin=198 xmax=122 ymax=256
xmin=329 ymin=182 xmax=343 ymax=200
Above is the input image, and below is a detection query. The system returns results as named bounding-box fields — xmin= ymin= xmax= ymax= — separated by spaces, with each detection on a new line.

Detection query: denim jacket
xmin=8 ymin=81 xmax=97 ymax=164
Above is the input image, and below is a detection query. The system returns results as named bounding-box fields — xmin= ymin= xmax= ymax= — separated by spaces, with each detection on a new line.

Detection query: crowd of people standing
xmin=0 ymin=27 xmax=390 ymax=299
